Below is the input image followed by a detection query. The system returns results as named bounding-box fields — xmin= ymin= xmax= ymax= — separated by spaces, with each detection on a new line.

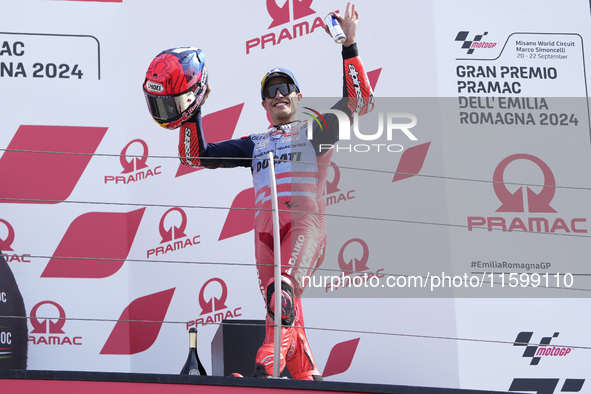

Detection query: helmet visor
xmin=144 ymin=90 xmax=196 ymax=122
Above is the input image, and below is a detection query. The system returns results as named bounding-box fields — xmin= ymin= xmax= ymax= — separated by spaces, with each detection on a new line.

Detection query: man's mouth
xmin=273 ymin=99 xmax=290 ymax=108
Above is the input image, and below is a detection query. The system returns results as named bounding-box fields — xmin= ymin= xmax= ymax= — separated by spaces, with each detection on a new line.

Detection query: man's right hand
xmin=201 ymin=83 xmax=211 ymax=107
xmin=324 ymin=2 xmax=359 ymax=47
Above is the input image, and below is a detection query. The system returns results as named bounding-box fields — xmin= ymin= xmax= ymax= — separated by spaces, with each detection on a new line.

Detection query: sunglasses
xmin=263 ymin=83 xmax=298 ymax=99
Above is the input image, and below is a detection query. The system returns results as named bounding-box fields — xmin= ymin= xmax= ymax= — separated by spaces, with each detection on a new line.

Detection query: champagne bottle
xmin=180 ymin=327 xmax=207 ymax=376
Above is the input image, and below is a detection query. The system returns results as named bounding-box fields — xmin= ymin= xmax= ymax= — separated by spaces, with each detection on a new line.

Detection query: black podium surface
xmin=0 ymin=369 xmax=519 ymax=394
xmin=212 ymin=319 xmax=291 ymax=378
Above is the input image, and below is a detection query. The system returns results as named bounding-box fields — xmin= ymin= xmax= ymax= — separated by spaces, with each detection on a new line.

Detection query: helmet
xmin=143 ymin=47 xmax=208 ymax=130
xmin=260 ymin=67 xmax=300 ymax=99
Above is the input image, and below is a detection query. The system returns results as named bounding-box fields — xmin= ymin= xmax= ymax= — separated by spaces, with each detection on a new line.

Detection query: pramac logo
xmin=493 ymin=154 xmax=556 ymax=213
xmin=147 ymin=208 xmax=200 ymax=258
xmin=0 ymin=219 xmax=15 ymax=252
xmin=199 ymin=278 xmax=228 ymax=315
xmin=325 ymin=161 xmax=355 ymax=206
xmin=30 ymin=301 xmax=65 ymax=334
xmin=120 ymin=139 xmax=149 ymax=174
xmin=338 ymin=238 xmax=369 ymax=275
xmin=267 ymin=0 xmax=315 ymax=28
xmin=327 ymin=238 xmax=383 ymax=292
xmin=104 ymin=139 xmax=162 ymax=184
xmin=159 ymin=207 xmax=187 ymax=242
xmin=246 ymin=0 xmax=326 ymax=54
xmin=0 ymin=219 xmax=30 ymax=263
xmin=28 ymin=300 xmax=82 ymax=346
xmin=467 ymin=154 xmax=587 ymax=233
xmin=186 ymin=277 xmax=242 ymax=328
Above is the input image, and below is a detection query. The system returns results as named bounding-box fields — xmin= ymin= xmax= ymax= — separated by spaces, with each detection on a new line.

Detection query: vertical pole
xmin=267 ymin=151 xmax=282 ymax=378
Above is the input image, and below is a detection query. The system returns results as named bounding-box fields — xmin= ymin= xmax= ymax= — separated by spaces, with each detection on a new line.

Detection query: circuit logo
xmin=455 ymin=31 xmax=498 ymax=55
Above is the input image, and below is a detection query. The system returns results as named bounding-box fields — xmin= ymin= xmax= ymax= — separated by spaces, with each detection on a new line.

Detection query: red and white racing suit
xmin=178 ymin=43 xmax=373 ymax=380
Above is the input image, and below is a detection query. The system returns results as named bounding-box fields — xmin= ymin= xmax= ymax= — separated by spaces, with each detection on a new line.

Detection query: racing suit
xmin=178 ymin=43 xmax=374 ymax=380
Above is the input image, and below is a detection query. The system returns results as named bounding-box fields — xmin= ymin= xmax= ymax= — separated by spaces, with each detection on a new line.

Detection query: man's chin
xmin=271 ymin=110 xmax=295 ymax=124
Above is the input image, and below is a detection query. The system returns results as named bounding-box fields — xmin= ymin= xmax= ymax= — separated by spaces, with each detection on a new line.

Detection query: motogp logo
xmin=455 ymin=31 xmax=498 ymax=55
xmin=510 ymin=331 xmax=584 ymax=393
xmin=513 ymin=331 xmax=572 ymax=366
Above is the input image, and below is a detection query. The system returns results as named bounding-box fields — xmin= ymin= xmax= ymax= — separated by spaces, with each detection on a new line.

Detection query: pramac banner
xmin=0 ymin=0 xmax=591 ymax=392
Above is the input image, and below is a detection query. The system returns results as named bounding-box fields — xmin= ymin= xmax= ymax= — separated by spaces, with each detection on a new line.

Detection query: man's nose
xmin=274 ymin=88 xmax=284 ymax=98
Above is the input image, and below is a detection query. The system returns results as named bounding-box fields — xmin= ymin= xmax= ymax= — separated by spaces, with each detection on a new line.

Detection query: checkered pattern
xmin=513 ymin=331 xmax=560 ymax=365
xmin=455 ymin=31 xmax=488 ymax=54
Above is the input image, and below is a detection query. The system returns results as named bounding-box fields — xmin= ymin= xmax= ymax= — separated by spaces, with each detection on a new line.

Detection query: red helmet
xmin=143 ymin=47 xmax=208 ymax=130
